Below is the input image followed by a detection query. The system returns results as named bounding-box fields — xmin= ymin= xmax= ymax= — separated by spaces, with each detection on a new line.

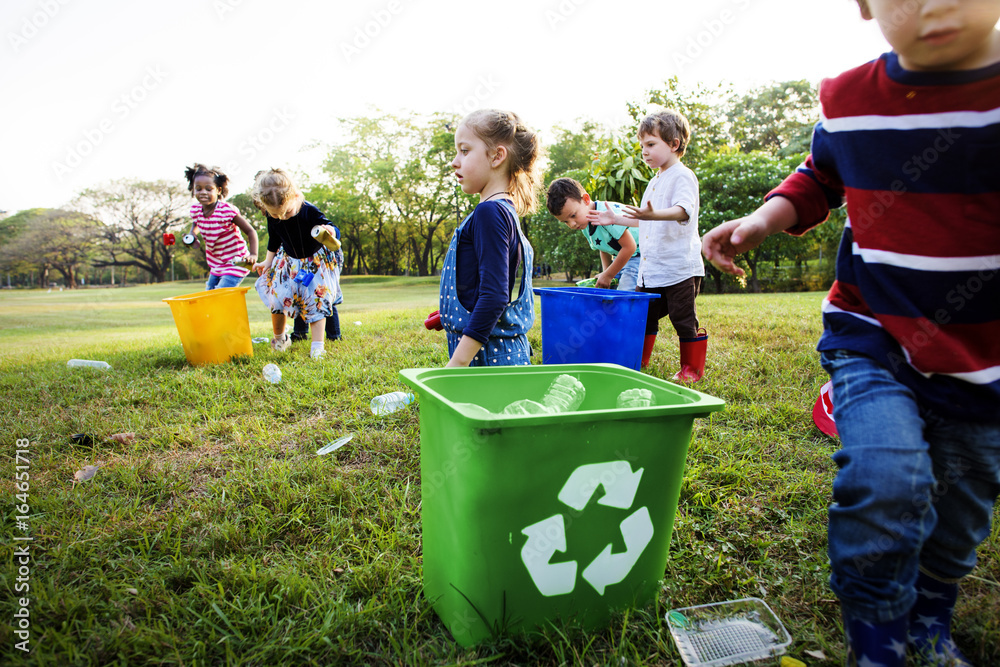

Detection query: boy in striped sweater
xmin=703 ymin=1 xmax=1000 ymax=664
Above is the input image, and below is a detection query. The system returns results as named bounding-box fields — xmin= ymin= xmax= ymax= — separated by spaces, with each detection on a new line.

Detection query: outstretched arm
xmin=232 ymin=214 xmax=259 ymax=259
xmin=623 ymin=201 xmax=689 ymax=222
xmin=702 ymin=197 xmax=799 ymax=276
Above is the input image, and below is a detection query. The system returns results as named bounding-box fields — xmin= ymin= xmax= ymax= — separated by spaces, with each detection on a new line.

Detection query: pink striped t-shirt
xmin=190 ymin=201 xmax=250 ymax=277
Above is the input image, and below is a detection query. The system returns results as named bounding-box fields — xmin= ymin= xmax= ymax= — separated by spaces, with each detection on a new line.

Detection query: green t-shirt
xmin=581 ymin=201 xmax=640 ymax=258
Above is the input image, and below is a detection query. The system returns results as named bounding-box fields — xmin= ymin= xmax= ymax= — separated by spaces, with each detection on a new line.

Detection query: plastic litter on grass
xmin=317 ymin=434 xmax=353 ymax=455
xmin=667 ymin=597 xmax=791 ymax=667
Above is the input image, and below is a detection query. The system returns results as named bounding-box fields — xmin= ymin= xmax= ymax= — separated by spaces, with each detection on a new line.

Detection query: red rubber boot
xmin=672 ymin=328 xmax=708 ymax=382
xmin=641 ymin=334 xmax=657 ymax=368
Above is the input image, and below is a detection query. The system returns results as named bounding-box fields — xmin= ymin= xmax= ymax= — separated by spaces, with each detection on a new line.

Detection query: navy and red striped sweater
xmin=768 ymin=52 xmax=1000 ymax=423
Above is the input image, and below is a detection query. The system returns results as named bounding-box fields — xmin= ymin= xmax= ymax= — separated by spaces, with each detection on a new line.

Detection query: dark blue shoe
xmin=908 ymin=570 xmax=974 ymax=666
xmin=843 ymin=610 xmax=908 ymax=667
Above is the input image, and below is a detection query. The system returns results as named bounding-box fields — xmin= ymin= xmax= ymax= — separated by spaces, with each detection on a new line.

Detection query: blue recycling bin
xmin=533 ymin=287 xmax=659 ymax=371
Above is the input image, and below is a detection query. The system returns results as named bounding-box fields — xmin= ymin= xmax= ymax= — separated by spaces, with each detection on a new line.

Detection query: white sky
xmin=0 ymin=0 xmax=888 ymax=214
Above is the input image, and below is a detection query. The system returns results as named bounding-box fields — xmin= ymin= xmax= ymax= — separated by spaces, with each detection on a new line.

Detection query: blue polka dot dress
xmin=439 ymin=202 xmax=534 ymax=367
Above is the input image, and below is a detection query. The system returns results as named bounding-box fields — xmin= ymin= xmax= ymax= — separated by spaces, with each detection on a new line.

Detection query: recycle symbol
xmin=519 ymin=461 xmax=654 ymax=596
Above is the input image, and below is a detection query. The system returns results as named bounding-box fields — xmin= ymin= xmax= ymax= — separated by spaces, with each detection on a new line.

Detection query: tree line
xmin=0 ymin=78 xmax=845 ymax=293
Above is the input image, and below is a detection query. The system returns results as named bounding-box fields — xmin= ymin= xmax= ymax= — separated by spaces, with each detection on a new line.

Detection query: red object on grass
xmin=812 ymin=380 xmax=838 ymax=437
xmin=424 ymin=310 xmax=443 ymax=331
xmin=163 ymin=233 xmax=176 ymax=246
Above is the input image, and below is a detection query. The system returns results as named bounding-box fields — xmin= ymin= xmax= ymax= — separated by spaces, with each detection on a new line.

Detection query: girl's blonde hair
xmin=461 ymin=109 xmax=542 ymax=215
xmin=250 ymin=168 xmax=302 ymax=214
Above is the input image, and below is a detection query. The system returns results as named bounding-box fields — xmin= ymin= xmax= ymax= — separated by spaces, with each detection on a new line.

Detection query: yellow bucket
xmin=162 ymin=286 xmax=253 ymax=366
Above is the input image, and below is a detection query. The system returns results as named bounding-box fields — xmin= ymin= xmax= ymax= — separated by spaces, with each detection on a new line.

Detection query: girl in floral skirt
xmin=251 ymin=168 xmax=343 ymax=359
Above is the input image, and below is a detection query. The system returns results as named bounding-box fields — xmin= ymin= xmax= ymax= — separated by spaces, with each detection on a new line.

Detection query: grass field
xmin=1 ymin=277 xmax=997 ymax=666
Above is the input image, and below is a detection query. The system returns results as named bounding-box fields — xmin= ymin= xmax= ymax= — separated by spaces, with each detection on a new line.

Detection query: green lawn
xmin=1 ymin=279 xmax=997 ymax=666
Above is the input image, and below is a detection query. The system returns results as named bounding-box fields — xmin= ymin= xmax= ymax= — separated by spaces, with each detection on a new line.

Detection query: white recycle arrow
xmin=520 ymin=514 xmax=577 ymax=597
xmin=557 ymin=461 xmax=644 ymax=511
xmin=582 ymin=506 xmax=654 ymax=595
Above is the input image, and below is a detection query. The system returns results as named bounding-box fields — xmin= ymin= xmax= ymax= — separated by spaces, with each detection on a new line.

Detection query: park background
xmin=2 ymin=1 xmax=999 ymax=665
xmin=0 ymin=0 xmax=892 ymax=291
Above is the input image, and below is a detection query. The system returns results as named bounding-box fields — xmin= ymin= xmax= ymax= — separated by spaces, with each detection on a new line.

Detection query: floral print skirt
xmin=254 ymin=246 xmax=343 ymax=324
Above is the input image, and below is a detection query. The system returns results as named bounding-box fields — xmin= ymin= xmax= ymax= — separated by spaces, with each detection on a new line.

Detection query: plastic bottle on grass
xmin=617 ymin=388 xmax=654 ymax=409
xmin=371 ymin=391 xmax=415 ymax=416
xmin=68 ymin=359 xmax=111 ymax=370
xmin=262 ymin=363 xmax=282 ymax=384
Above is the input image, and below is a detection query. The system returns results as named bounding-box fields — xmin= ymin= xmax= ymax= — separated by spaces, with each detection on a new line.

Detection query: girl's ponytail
xmin=461 ymin=110 xmax=542 ymax=216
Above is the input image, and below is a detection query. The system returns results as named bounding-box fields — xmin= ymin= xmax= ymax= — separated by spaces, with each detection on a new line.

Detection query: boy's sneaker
xmin=271 ymin=334 xmax=291 ymax=352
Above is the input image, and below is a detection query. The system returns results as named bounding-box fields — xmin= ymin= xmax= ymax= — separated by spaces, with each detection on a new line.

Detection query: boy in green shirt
xmin=546 ymin=178 xmax=640 ymax=291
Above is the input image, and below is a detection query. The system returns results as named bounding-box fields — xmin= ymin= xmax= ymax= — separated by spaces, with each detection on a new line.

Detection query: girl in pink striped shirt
xmin=184 ymin=163 xmax=259 ymax=290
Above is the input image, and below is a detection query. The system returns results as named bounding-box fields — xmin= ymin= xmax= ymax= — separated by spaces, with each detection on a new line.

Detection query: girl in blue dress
xmin=440 ymin=109 xmax=542 ymax=367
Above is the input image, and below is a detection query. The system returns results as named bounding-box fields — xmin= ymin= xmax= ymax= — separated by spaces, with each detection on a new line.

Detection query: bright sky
xmin=0 ymin=0 xmax=888 ymax=214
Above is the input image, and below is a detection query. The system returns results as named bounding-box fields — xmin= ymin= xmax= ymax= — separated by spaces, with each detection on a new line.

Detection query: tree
xmin=302 ymin=183 xmax=370 ymax=275
xmin=726 ymin=80 xmax=818 ymax=156
xmin=320 ymin=110 xmax=474 ymax=276
xmin=0 ymin=209 xmax=44 ymax=286
xmin=587 ymin=134 xmax=652 ymax=206
xmin=545 ymin=120 xmax=603 ymax=179
xmin=626 ymin=77 xmax=732 ymax=169
xmin=0 ymin=209 xmax=103 ymax=288
xmin=698 ymin=149 xmax=807 ymax=292
xmin=73 ymin=180 xmax=190 ymax=283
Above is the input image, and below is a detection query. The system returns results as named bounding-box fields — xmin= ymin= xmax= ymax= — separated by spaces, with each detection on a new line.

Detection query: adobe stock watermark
xmin=544 ymin=0 xmax=589 ymax=30
xmin=849 ymin=127 xmax=961 ymax=235
xmin=13 ymin=438 xmax=33 ymax=653
xmin=552 ymin=297 xmax=622 ymax=363
xmin=873 ymin=0 xmax=922 ymax=33
xmin=449 ymin=75 xmax=501 ymax=118
xmin=8 ymin=0 xmax=72 ymax=53
xmin=51 ymin=65 xmax=169 ymax=180
xmin=884 ymin=253 xmax=998 ymax=374
xmin=340 ymin=0 xmax=405 ymax=64
xmin=220 ymin=107 xmax=295 ymax=178
xmin=671 ymin=0 xmax=751 ymax=72
xmin=213 ymin=0 xmax=247 ymax=20
xmin=851 ymin=456 xmax=973 ymax=576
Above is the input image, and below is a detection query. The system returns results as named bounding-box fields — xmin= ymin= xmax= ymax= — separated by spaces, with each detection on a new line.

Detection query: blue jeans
xmin=820 ymin=349 xmax=1000 ymax=623
xmin=206 ymin=274 xmax=245 ymax=290
xmin=615 ymin=254 xmax=641 ymax=292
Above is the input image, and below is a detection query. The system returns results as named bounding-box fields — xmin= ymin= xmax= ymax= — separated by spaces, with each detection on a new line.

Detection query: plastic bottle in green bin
xmin=502 ymin=374 xmax=585 ymax=415
xmin=617 ymin=388 xmax=654 ymax=408
xmin=542 ymin=374 xmax=585 ymax=411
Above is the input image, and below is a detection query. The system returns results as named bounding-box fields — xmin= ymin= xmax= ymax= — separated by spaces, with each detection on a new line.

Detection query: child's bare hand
xmin=252 ymin=261 xmax=268 ymax=275
xmin=701 ymin=216 xmax=770 ymax=277
xmin=586 ymin=205 xmax=618 ymax=226
xmin=623 ymin=201 xmax=655 ymax=220
xmin=595 ymin=272 xmax=613 ymax=289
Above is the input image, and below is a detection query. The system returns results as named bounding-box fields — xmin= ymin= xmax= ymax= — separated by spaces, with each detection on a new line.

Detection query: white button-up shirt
xmin=637 ymin=163 xmax=705 ymax=288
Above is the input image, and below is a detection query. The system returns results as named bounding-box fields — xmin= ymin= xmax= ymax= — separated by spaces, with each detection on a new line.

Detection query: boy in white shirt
xmin=592 ymin=109 xmax=707 ymax=380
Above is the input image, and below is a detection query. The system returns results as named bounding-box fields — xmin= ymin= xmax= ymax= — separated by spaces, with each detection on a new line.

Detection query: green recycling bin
xmin=399 ymin=363 xmax=725 ymax=646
